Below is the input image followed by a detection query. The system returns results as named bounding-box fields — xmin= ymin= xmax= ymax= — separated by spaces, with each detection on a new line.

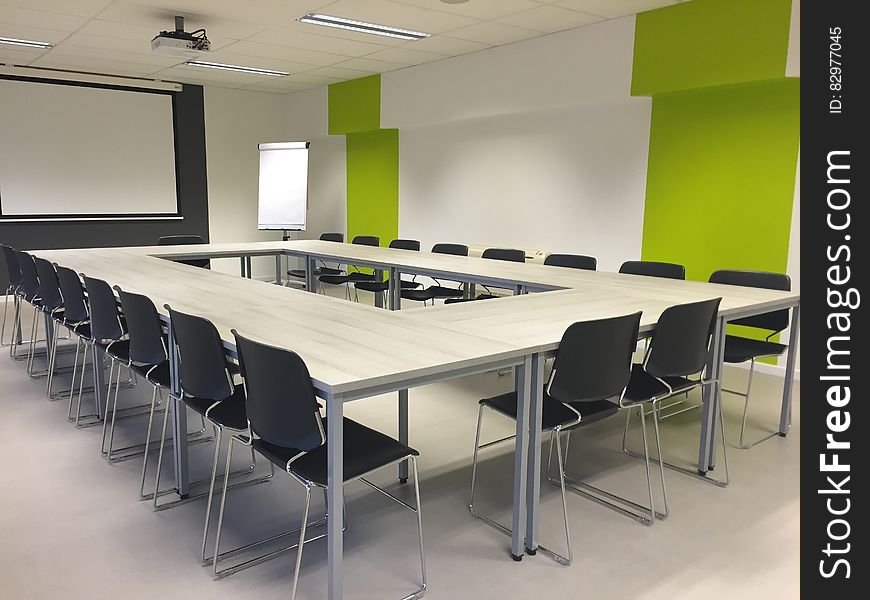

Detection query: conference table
xmin=31 ymin=240 xmax=800 ymax=600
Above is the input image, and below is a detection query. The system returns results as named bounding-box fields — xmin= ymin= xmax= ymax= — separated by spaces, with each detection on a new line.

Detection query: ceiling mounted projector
xmin=151 ymin=16 xmax=210 ymax=59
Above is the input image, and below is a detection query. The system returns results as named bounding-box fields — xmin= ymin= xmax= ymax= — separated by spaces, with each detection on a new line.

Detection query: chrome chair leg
xmin=1 ymin=288 xmax=9 ymax=347
xmin=45 ymin=322 xmax=61 ymax=398
xmin=139 ymin=386 xmax=161 ymax=499
xmin=73 ymin=343 xmax=91 ymax=424
xmin=101 ymin=359 xmax=118 ymax=453
xmin=290 ymin=484 xmax=312 ymax=600
xmin=66 ymin=338 xmax=82 ymax=418
xmin=553 ymin=428 xmax=573 ymax=565
xmin=650 ymin=403 xmax=669 ymax=519
xmin=201 ymin=427 xmax=225 ymax=562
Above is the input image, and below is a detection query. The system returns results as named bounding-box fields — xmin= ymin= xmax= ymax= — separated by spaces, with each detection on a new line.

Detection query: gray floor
xmin=0 ymin=301 xmax=799 ymax=599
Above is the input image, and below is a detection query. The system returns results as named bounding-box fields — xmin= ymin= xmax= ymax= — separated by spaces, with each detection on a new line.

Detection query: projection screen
xmin=0 ymin=78 xmax=178 ymax=217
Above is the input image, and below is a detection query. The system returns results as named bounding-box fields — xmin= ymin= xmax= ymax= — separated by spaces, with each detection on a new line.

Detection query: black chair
xmin=544 ymin=253 xmax=597 ymax=271
xmin=158 ymin=234 xmax=210 ymax=269
xmin=354 ymin=239 xmax=422 ymax=306
xmin=709 ymin=270 xmax=791 ymax=448
xmin=33 ymin=258 xmax=66 ymax=395
xmin=287 ymin=233 xmax=345 ymax=285
xmin=318 ymin=235 xmax=380 ymax=300
xmin=159 ymin=307 xmax=269 ymax=535
xmin=55 ymin=266 xmax=95 ymax=423
xmin=621 ymin=297 xmax=728 ymax=487
xmin=207 ymin=330 xmax=426 ymax=599
xmin=14 ymin=251 xmax=44 ymax=372
xmin=619 ymin=260 xmax=685 ymax=280
xmin=82 ymin=275 xmax=134 ymax=459
xmin=470 ymin=313 xmax=641 ymax=564
xmin=444 ymin=248 xmax=525 ymax=304
xmin=2 ymin=244 xmax=23 ymax=350
xmin=402 ymin=243 xmax=469 ymax=306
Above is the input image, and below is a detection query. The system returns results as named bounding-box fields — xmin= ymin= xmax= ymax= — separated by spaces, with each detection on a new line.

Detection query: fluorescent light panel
xmin=0 ymin=36 xmax=54 ymax=49
xmin=298 ymin=14 xmax=430 ymax=40
xmin=186 ymin=60 xmax=288 ymax=77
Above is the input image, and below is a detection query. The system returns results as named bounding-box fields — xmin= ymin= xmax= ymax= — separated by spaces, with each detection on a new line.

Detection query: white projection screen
xmin=258 ymin=141 xmax=309 ymax=231
xmin=0 ymin=78 xmax=178 ymax=217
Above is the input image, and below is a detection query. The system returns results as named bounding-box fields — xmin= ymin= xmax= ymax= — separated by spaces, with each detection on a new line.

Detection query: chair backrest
xmin=56 ymin=266 xmax=89 ymax=324
xmin=14 ymin=251 xmax=40 ymax=297
xmin=2 ymin=244 xmax=23 ymax=288
xmin=34 ymin=258 xmax=63 ymax=312
xmin=82 ymin=276 xmax=124 ymax=342
xmin=389 ymin=239 xmax=421 ymax=251
xmin=482 ymin=248 xmax=525 ymax=263
xmin=708 ymin=270 xmax=791 ymax=333
xmin=645 ymin=298 xmax=721 ymax=379
xmin=352 ymin=235 xmax=379 ymax=247
xmin=166 ymin=306 xmax=233 ymax=402
xmin=157 ymin=235 xmax=209 ymax=269
xmin=548 ymin=313 xmax=641 ymax=404
xmin=116 ymin=287 xmax=166 ymax=366
xmin=432 ymin=243 xmax=468 ymax=256
xmin=158 ymin=235 xmax=205 ymax=246
xmin=320 ymin=232 xmax=344 ymax=243
xmin=544 ymin=253 xmax=597 ymax=271
xmin=233 ymin=330 xmax=324 ymax=451
xmin=619 ymin=260 xmax=685 ymax=280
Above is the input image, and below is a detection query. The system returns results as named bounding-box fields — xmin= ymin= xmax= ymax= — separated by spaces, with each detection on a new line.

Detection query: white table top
xmin=32 ymin=241 xmax=799 ymax=396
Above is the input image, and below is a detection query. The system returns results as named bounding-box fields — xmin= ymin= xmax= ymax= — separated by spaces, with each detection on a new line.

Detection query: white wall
xmin=203 ymin=86 xmax=345 ymax=279
xmin=382 ymin=17 xmax=651 ymax=267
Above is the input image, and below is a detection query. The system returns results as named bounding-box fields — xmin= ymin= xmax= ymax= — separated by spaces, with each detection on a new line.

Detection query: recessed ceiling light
xmin=0 ymin=36 xmax=54 ymax=49
xmin=298 ymin=13 xmax=430 ymax=41
xmin=186 ymin=60 xmax=288 ymax=77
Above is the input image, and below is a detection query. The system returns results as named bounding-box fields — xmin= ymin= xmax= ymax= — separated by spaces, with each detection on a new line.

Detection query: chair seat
xmin=402 ymin=285 xmax=463 ymax=302
xmin=288 ymin=267 xmax=342 ymax=279
xmin=66 ymin=322 xmax=91 ymax=339
xmin=98 ymin=340 xmax=130 ymax=363
xmin=252 ymin=417 xmax=418 ymax=486
xmin=346 ymin=271 xmax=376 ymax=282
xmin=355 ymin=280 xmax=421 ymax=293
xmin=444 ymin=294 xmax=497 ymax=304
xmin=623 ymin=364 xmax=699 ymax=404
xmin=481 ymin=390 xmax=618 ymax=430
xmin=723 ymin=335 xmax=787 ymax=364
xmin=319 ymin=274 xmax=351 ymax=285
xmin=133 ymin=360 xmax=170 ymax=388
xmin=181 ymin=384 xmax=247 ymax=430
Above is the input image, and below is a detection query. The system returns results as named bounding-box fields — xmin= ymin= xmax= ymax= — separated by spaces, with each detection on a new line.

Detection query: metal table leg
xmin=388 ymin=267 xmax=401 ymax=311
xmin=245 ymin=256 xmax=252 ymax=279
xmin=239 ymin=257 xmax=246 ymax=278
xmin=326 ymin=390 xmax=345 ymax=600
xmin=275 ymin=254 xmax=282 ymax=285
xmin=779 ymin=305 xmax=800 ymax=435
xmin=374 ymin=269 xmax=384 ymax=308
xmin=698 ymin=316 xmax=725 ymax=473
xmin=305 ymin=256 xmax=316 ymax=293
xmin=511 ymin=355 xmax=531 ymax=561
xmin=398 ymin=389 xmax=409 ymax=482
xmin=525 ymin=353 xmax=545 ymax=555
xmin=169 ymin=322 xmax=190 ymax=497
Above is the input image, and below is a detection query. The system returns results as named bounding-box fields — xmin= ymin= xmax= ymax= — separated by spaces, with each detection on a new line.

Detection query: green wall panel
xmin=328 ymin=75 xmax=381 ymax=135
xmin=346 ymin=129 xmax=399 ymax=250
xmin=641 ymin=78 xmax=800 ymax=282
xmin=632 ymin=0 xmax=793 ymax=96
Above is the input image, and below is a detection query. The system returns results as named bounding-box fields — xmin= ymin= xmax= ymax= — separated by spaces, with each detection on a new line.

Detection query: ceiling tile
xmin=248 ymin=23 xmax=389 ymax=56
xmin=42 ymin=42 xmax=183 ymax=67
xmin=552 ymin=0 xmax=678 ymax=18
xmin=0 ymin=5 xmax=88 ymax=32
xmin=0 ymin=45 xmax=47 ymax=65
xmin=406 ymin=34 xmax=490 ymax=56
xmin=193 ymin=49 xmax=321 ymax=74
xmin=285 ymin=72 xmax=343 ymax=85
xmin=0 ymin=23 xmax=73 ymax=44
xmin=221 ymin=40 xmax=348 ymax=66
xmin=317 ymin=0 xmax=479 ymax=34
xmin=96 ymin=3 xmax=267 ymax=40
xmin=446 ymin=21 xmax=540 ymax=46
xmin=331 ymin=56 xmax=407 ymax=73
xmin=0 ymin=1 xmax=113 ymax=19
xmin=496 ymin=5 xmax=602 ymax=33
xmin=30 ymin=54 xmax=165 ymax=76
xmin=364 ymin=46 xmax=447 ymax=65
xmin=389 ymin=0 xmax=540 ymax=20
xmin=159 ymin=63 xmax=275 ymax=84
xmin=129 ymin=0 xmax=331 ymax=26
xmin=308 ymin=65 xmax=377 ymax=79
